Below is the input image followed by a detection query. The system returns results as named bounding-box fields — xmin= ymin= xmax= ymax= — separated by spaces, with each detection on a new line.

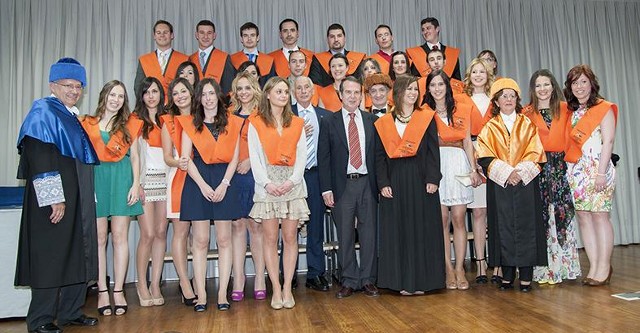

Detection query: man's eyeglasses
xmin=55 ymin=82 xmax=83 ymax=91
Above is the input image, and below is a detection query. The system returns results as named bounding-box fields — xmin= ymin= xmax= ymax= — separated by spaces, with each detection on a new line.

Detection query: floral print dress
xmin=533 ymin=108 xmax=581 ymax=284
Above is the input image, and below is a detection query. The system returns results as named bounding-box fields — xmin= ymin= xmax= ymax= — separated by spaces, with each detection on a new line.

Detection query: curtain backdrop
xmin=1 ymin=0 xmax=638 ymax=244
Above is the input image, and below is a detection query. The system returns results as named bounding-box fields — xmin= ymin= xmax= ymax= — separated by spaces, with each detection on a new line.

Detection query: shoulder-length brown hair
xmin=257 ymin=77 xmax=294 ymax=128
xmin=192 ymin=78 xmax=228 ymax=134
xmin=391 ymin=74 xmax=420 ymax=118
xmin=529 ymin=69 xmax=564 ymax=119
xmin=563 ymin=64 xmax=603 ymax=111
xmin=94 ymin=80 xmax=132 ymax=144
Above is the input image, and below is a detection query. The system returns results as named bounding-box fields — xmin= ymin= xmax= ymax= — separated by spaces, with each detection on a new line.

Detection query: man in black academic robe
xmin=15 ymin=58 xmax=99 ymax=333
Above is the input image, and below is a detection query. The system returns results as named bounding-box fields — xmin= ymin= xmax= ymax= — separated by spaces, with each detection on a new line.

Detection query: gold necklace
xmin=396 ymin=112 xmax=413 ymax=124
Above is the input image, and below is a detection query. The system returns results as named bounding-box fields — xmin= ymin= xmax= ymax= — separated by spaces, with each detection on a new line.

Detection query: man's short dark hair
xmin=420 ymin=17 xmax=440 ymax=28
xmin=154 ymin=20 xmax=173 ymax=34
xmin=279 ymin=18 xmax=299 ymax=31
xmin=340 ymin=76 xmax=361 ymax=93
xmin=240 ymin=22 xmax=260 ymax=37
xmin=326 ymin=23 xmax=345 ymax=37
xmin=374 ymin=24 xmax=393 ymax=38
xmin=196 ymin=20 xmax=216 ymax=33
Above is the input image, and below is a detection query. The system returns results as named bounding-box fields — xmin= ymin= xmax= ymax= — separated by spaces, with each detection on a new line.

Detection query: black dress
xmin=375 ymin=119 xmax=445 ymax=293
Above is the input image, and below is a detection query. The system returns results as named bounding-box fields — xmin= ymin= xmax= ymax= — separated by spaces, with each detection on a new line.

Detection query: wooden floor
xmin=2 ymin=245 xmax=640 ymax=333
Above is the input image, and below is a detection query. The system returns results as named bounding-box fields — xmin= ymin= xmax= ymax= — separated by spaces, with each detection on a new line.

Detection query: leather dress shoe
xmin=362 ymin=283 xmax=380 ymax=297
xmin=61 ymin=314 xmax=98 ymax=326
xmin=29 ymin=323 xmax=62 ymax=333
xmin=519 ymin=284 xmax=532 ymax=292
xmin=336 ymin=286 xmax=354 ymax=299
xmin=305 ymin=276 xmax=330 ymax=291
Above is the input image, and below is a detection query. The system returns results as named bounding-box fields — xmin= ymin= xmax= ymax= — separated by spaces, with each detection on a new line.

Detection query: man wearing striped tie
xmin=292 ymin=76 xmax=331 ymax=292
xmin=318 ymin=76 xmax=379 ymax=299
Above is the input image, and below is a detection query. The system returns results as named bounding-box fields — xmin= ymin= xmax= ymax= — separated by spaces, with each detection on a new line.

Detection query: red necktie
xmin=348 ymin=113 xmax=362 ymax=169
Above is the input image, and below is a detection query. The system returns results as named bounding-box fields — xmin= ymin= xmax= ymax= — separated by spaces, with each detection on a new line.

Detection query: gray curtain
xmin=1 ymin=0 xmax=638 ymax=244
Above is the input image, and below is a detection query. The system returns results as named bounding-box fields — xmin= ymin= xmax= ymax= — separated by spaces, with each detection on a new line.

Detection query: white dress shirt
xmin=341 ymin=108 xmax=368 ymax=174
xmin=297 ymin=104 xmax=320 ymax=168
xmin=500 ymin=111 xmax=517 ymax=133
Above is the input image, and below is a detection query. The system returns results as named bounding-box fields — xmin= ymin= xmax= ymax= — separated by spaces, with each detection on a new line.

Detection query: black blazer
xmin=318 ymin=109 xmax=378 ymax=203
xmin=291 ymin=103 xmax=331 ymax=122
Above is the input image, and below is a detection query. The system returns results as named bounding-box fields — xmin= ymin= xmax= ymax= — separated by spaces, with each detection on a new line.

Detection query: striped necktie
xmin=348 ymin=112 xmax=362 ymax=169
xmin=301 ymin=109 xmax=316 ymax=169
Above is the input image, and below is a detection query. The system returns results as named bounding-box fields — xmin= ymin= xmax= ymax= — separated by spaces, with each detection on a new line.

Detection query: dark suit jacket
xmin=291 ymin=103 xmax=331 ymax=123
xmin=318 ymin=109 xmax=378 ymax=203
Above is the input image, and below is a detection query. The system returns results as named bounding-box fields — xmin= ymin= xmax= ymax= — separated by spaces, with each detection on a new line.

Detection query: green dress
xmin=95 ymin=131 xmax=143 ymax=217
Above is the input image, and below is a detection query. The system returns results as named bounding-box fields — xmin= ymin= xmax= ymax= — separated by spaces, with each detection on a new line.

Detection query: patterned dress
xmin=566 ymin=106 xmax=616 ymax=212
xmin=533 ymin=109 xmax=581 ymax=283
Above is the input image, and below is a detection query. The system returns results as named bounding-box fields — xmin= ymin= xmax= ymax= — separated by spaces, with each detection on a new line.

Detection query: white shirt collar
xmin=157 ymin=48 xmax=173 ymax=57
xmin=199 ymin=45 xmax=214 ymax=54
xmin=426 ymin=42 xmax=442 ymax=50
xmin=51 ymin=94 xmax=79 ymax=115
xmin=341 ymin=108 xmax=361 ymax=119
xmin=297 ymin=103 xmax=314 ymax=114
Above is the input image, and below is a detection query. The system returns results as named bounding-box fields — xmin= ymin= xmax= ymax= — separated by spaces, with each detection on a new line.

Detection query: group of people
xmin=15 ymin=15 xmax=617 ymax=333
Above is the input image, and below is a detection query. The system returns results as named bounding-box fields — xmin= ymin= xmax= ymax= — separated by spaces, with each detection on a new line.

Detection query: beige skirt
xmin=249 ymin=165 xmax=309 ymax=225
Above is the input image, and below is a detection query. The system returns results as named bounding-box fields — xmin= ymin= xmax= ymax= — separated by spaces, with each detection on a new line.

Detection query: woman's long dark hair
xmin=192 ymin=78 xmax=228 ymax=134
xmin=164 ymin=77 xmax=194 ymax=116
xmin=423 ymin=70 xmax=456 ymax=124
xmin=133 ymin=77 xmax=164 ymax=139
xmin=528 ymin=69 xmax=564 ymax=119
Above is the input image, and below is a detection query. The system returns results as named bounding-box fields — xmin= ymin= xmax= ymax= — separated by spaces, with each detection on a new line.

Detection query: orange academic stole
xmin=523 ymin=102 xmax=570 ymax=152
xmin=433 ymin=104 xmax=471 ymax=142
xmin=230 ymin=52 xmax=274 ymax=77
xmin=317 ymin=85 xmax=343 ymax=112
xmin=269 ymin=48 xmax=314 ymax=78
xmin=249 ymin=114 xmax=304 ymax=166
xmin=160 ymin=114 xmax=186 ymax=213
xmin=564 ymin=100 xmax=618 ymax=163
xmin=189 ymin=49 xmax=228 ymax=83
xmin=375 ymin=108 xmax=435 ymax=158
xmin=406 ymin=46 xmax=459 ymax=77
xmin=314 ymin=51 xmax=365 ymax=76
xmin=81 ymin=115 xmax=143 ymax=162
xmin=175 ymin=114 xmax=242 ymax=164
xmin=140 ymin=51 xmax=188 ymax=97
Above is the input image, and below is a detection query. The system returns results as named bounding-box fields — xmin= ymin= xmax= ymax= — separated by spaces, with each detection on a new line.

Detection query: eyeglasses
xmin=55 ymin=82 xmax=83 ymax=91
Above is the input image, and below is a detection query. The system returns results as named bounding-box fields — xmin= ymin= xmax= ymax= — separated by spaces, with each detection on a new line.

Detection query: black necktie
xmin=288 ymin=50 xmax=295 ymax=54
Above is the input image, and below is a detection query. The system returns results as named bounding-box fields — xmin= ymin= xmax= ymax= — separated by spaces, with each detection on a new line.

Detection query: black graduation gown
xmin=15 ymin=137 xmax=98 ymax=288
xmin=478 ymin=157 xmax=547 ymax=268
xmin=375 ymin=119 xmax=446 ymax=292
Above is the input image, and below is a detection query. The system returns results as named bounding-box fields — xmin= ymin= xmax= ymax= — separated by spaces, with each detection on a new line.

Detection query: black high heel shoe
xmin=499 ymin=282 xmax=513 ymax=291
xmin=97 ymin=289 xmax=112 ymax=316
xmin=112 ymin=290 xmax=128 ymax=315
xmin=180 ymin=286 xmax=197 ymax=306
xmin=194 ymin=303 xmax=208 ymax=312
xmin=474 ymin=258 xmax=488 ymax=284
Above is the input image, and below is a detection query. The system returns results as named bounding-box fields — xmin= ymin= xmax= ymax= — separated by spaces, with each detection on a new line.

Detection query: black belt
xmin=305 ymin=166 xmax=317 ymax=173
xmin=346 ymin=173 xmax=366 ymax=179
